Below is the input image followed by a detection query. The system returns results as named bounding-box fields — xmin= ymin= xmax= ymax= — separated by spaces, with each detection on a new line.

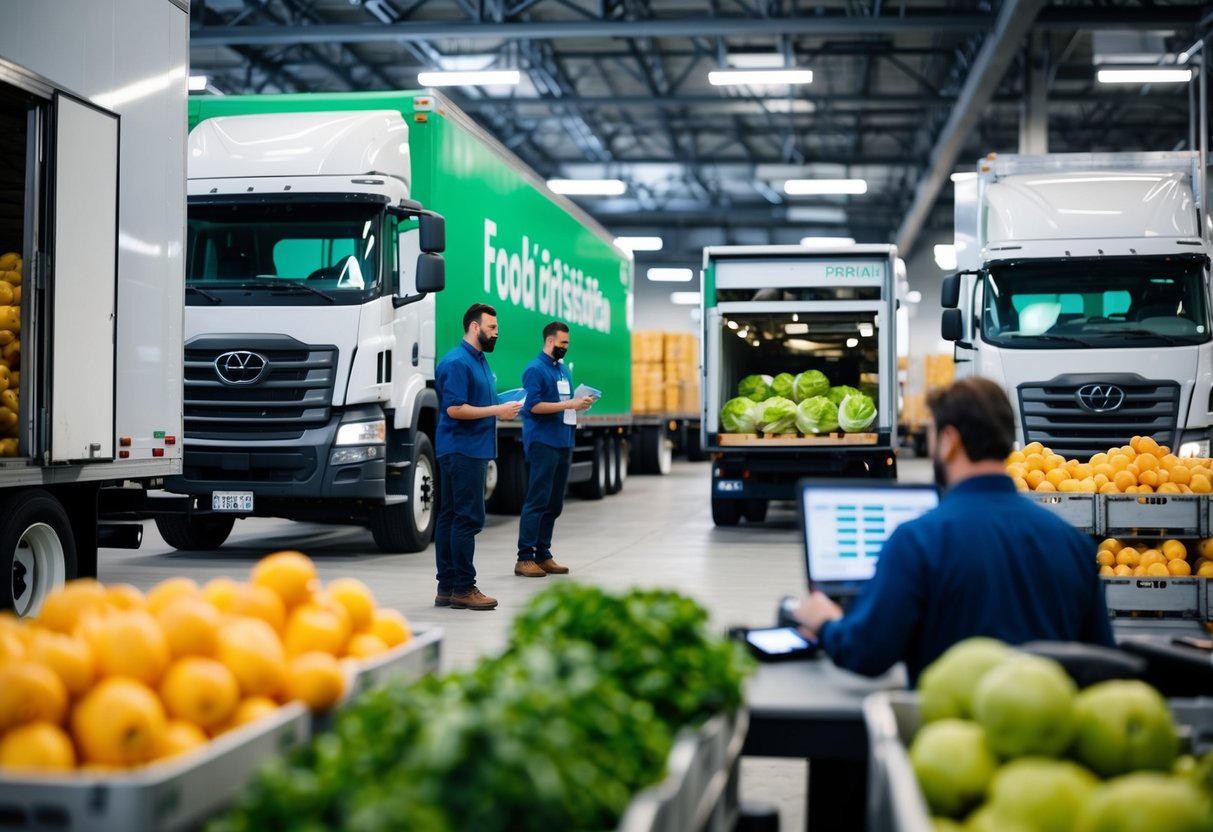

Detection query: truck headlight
xmin=331 ymin=446 xmax=380 ymax=465
xmin=335 ymin=420 xmax=386 ymax=446
xmin=1178 ymin=439 xmax=1210 ymax=459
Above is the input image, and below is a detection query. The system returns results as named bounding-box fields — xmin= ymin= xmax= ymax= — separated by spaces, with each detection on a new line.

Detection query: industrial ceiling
xmin=189 ymin=0 xmax=1210 ymax=274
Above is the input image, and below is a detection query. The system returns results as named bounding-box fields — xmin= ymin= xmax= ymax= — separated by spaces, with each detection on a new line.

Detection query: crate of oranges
xmin=1095 ymin=537 xmax=1206 ymax=621
xmin=0 ymin=551 xmax=429 ymax=831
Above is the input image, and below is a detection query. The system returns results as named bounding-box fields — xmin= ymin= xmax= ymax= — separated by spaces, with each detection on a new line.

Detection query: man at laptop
xmin=793 ymin=377 xmax=1115 ymax=682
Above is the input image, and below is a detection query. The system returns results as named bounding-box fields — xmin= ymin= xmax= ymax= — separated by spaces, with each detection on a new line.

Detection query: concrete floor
xmin=98 ymin=456 xmax=932 ymax=830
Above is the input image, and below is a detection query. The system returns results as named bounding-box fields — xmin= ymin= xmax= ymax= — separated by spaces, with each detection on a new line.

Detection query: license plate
xmin=212 ymin=491 xmax=254 ymax=512
xmin=716 ymin=480 xmax=744 ymax=493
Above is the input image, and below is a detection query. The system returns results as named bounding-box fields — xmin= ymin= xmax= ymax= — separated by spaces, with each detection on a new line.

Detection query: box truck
xmin=174 ymin=91 xmax=634 ymax=553
xmin=0 ymin=0 xmax=188 ymax=613
xmin=701 ymin=245 xmax=900 ymax=526
xmin=941 ymin=152 xmax=1213 ymax=460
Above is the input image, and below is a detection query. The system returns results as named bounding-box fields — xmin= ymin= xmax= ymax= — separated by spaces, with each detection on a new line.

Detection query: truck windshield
xmin=186 ymin=201 xmax=382 ymax=306
xmin=980 ymin=256 xmax=1210 ymax=349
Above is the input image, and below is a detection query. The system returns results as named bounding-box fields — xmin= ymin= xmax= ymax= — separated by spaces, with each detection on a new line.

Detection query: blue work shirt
xmin=820 ymin=474 xmax=1115 ymax=684
xmin=434 ymin=340 xmax=497 ymax=460
xmin=521 ymin=351 xmax=574 ymax=454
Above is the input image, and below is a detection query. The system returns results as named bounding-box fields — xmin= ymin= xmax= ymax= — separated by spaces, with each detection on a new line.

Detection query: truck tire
xmin=743 ymin=499 xmax=769 ymax=523
xmin=369 ymin=433 xmax=437 ymax=553
xmin=572 ymin=436 xmax=608 ymax=500
xmin=0 ymin=490 xmax=76 ymax=617
xmin=711 ymin=497 xmax=742 ymax=527
xmin=486 ymin=440 xmax=526 ymax=515
xmin=154 ymin=514 xmax=236 ymax=551
xmin=635 ymin=425 xmax=672 ymax=475
xmin=605 ymin=434 xmax=625 ymax=495
xmin=684 ymin=424 xmax=707 ymax=462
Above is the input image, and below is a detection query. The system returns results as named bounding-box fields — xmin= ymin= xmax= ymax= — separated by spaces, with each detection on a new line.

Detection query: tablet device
xmin=743 ymin=626 xmax=819 ymax=662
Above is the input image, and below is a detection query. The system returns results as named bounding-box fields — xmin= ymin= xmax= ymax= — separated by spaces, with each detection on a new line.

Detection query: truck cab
xmin=942 ymin=152 xmax=1213 ymax=460
xmin=166 ymin=110 xmax=445 ymax=553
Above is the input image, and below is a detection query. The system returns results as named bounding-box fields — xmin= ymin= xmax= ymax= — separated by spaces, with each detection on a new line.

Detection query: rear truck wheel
xmin=605 ymin=434 xmax=624 ymax=495
xmin=484 ymin=458 xmax=499 ymax=503
xmin=684 ymin=424 xmax=707 ymax=462
xmin=154 ymin=513 xmax=236 ymax=551
xmin=486 ymin=439 xmax=526 ymax=515
xmin=635 ymin=425 xmax=673 ymax=475
xmin=369 ymin=433 xmax=436 ymax=553
xmin=743 ymin=499 xmax=769 ymax=523
xmin=711 ymin=496 xmax=742 ymax=527
xmin=572 ymin=436 xmax=608 ymax=500
xmin=614 ymin=436 xmax=629 ymax=492
xmin=1 ymin=490 xmax=76 ymax=616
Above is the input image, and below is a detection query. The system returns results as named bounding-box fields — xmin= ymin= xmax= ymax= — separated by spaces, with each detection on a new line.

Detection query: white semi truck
xmin=942 ymin=152 xmax=1213 ymax=460
xmin=0 ymin=0 xmax=188 ymax=613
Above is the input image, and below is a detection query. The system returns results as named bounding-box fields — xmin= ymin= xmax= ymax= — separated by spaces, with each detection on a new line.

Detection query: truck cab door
xmin=48 ymin=94 xmax=117 ymax=462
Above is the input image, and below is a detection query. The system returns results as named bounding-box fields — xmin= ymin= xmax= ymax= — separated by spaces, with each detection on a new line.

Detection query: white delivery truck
xmin=701 ymin=245 xmax=900 ymax=526
xmin=0 ymin=0 xmax=188 ymax=614
xmin=941 ymin=152 xmax=1213 ymax=461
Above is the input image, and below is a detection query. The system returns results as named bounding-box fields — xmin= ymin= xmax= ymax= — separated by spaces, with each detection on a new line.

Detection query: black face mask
xmin=477 ymin=330 xmax=497 ymax=352
xmin=932 ymin=452 xmax=948 ymax=490
xmin=552 ymin=346 xmax=568 ymax=360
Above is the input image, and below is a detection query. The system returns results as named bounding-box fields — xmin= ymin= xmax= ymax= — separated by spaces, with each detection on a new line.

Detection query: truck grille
xmin=183 ymin=338 xmax=338 ymax=439
xmin=1018 ymin=377 xmax=1180 ymax=460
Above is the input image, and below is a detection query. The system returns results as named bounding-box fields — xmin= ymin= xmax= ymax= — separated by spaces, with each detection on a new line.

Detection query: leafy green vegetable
xmin=770 ymin=372 xmax=795 ymax=400
xmin=838 ymin=393 xmax=878 ymax=432
xmin=792 ymin=370 xmax=830 ymax=402
xmin=757 ymin=396 xmax=798 ymax=434
xmin=737 ymin=374 xmax=773 ymax=401
xmin=826 ymin=385 xmax=861 ymax=406
xmin=796 ymin=396 xmax=839 ymax=434
xmin=720 ymin=396 xmax=759 ymax=433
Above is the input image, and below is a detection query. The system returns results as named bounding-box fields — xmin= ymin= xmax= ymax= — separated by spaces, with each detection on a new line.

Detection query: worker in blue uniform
xmin=515 ymin=321 xmax=594 ymax=577
xmin=794 ymin=377 xmax=1115 ymax=682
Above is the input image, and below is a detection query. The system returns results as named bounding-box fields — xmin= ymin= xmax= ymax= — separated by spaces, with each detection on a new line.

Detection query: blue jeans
xmin=517 ymin=443 xmax=571 ymax=561
xmin=435 ymin=453 xmax=487 ymax=594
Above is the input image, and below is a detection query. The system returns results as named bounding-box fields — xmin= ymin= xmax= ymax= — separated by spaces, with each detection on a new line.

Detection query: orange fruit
xmin=1137 ymin=470 xmax=1159 ymax=488
xmin=1077 ymin=478 xmax=1098 ymax=493
xmin=1022 ymin=442 xmax=1044 ymax=456
xmin=1098 ymin=482 xmax=1119 ymax=494
xmin=215 ymin=618 xmax=287 ymax=698
xmin=104 ymin=583 xmax=146 ymax=612
xmin=1025 ymin=470 xmax=1047 ymax=490
xmin=366 ymin=608 xmax=411 ymax=648
xmin=1197 ymin=561 xmax=1213 ymax=577
xmin=0 ymin=662 xmax=68 ymax=731
xmin=1116 ymin=547 xmax=1141 ymax=567
xmin=1097 ymin=538 xmax=1123 ymax=554
xmin=228 ymin=583 xmax=288 ymax=633
xmin=215 ymin=696 xmax=279 ymax=735
xmin=201 ymin=577 xmax=241 ymax=611
xmin=1058 ymin=479 xmax=1081 ymax=493
xmin=282 ymin=604 xmax=346 ymax=658
xmin=1168 ymin=559 xmax=1192 ymax=577
xmin=0 ymin=721 xmax=76 ymax=771
xmin=325 ymin=578 xmax=376 ymax=632
xmin=1044 ymin=468 xmax=1068 ymax=487
xmin=1191 ymin=474 xmax=1212 ymax=494
xmin=26 ymin=630 xmax=94 ymax=697
xmin=1024 ymin=453 xmax=1047 ymax=472
xmin=156 ymin=596 xmax=222 ymax=659
xmin=1146 ymin=563 xmax=1170 ymax=577
xmin=71 ymin=677 xmax=168 ymax=766
xmin=157 ymin=720 xmax=209 ymax=759
xmin=159 ymin=657 xmax=240 ymax=731
xmin=1089 ymin=452 xmax=1109 ymax=466
xmin=1095 ymin=550 xmax=1115 ymax=568
xmin=1113 ymin=470 xmax=1136 ymax=492
xmin=1092 ymin=463 xmax=1115 ymax=480
xmin=1044 ymin=454 xmax=1067 ymax=471
xmin=1162 ymin=540 xmax=1188 ymax=561
xmin=1036 ymin=481 xmax=1057 ymax=493
xmin=0 ymin=629 xmax=26 ymax=664
xmin=1135 ymin=453 xmax=1159 ymax=472
xmin=1133 ymin=565 xmax=1148 ymax=576
xmin=1006 ymin=450 xmax=1026 ymax=464
xmin=310 ymin=592 xmax=353 ymax=641
xmin=345 ymin=632 xmax=389 ymax=659
xmin=1109 ymin=454 xmax=1130 ymax=472
xmin=1157 ymin=483 xmax=1182 ymax=494
xmin=285 ymin=651 xmax=346 ymax=710
xmin=1167 ymin=465 xmax=1191 ymax=486
xmin=1005 ymin=463 xmax=1026 ymax=480
xmin=1012 ymin=476 xmax=1029 ymax=492
xmin=1139 ymin=550 xmax=1167 ymax=568
xmin=1113 ymin=564 xmax=1133 ymax=577
xmin=250 ymin=551 xmax=318 ymax=609
xmin=1098 ymin=565 xmax=1115 ymax=577
xmin=37 ymin=580 xmax=108 ymax=634
xmin=1071 ymin=463 xmax=1093 ymax=480
xmin=145 ymin=577 xmax=200 ymax=616
xmin=92 ymin=610 xmax=171 ymax=686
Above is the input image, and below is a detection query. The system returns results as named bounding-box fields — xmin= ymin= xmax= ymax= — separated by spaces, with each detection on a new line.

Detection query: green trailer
xmin=171 ymin=91 xmax=634 ymax=553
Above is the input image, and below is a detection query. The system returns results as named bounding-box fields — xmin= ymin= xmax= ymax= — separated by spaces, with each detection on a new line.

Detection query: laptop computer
xmin=797 ymin=479 xmax=940 ymax=598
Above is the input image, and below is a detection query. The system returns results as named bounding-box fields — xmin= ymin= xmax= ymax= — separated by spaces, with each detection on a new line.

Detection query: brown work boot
xmin=434 ymin=592 xmax=452 ymax=607
xmin=537 ymin=559 xmax=570 ymax=574
xmin=449 ymin=587 xmax=498 ymax=610
xmin=514 ymin=559 xmax=548 ymax=578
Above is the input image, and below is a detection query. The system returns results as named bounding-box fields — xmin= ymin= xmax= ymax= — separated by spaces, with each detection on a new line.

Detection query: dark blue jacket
xmin=521 ymin=351 xmax=574 ymax=454
xmin=434 ymin=340 xmax=497 ymax=460
xmin=820 ymin=474 xmax=1115 ymax=683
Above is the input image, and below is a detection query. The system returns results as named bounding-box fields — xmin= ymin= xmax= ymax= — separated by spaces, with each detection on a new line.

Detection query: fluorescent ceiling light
xmin=648 ymin=268 xmax=693 ymax=282
xmin=906 ymin=290 xmax=923 ymax=304
xmin=763 ymin=99 xmax=815 ymax=114
xmin=785 ymin=179 xmax=867 ymax=196
xmin=670 ymin=291 xmax=701 ymax=305
xmin=727 ymin=53 xmax=788 ymax=69
xmin=615 ymin=236 xmax=663 ymax=253
xmin=801 ymin=236 xmax=856 ymax=248
xmin=934 ymin=244 xmax=958 ymax=271
xmin=787 ymin=207 xmax=847 ymax=224
xmin=417 ymin=69 xmax=522 ymax=87
xmin=1097 ymin=68 xmax=1192 ymax=84
xmin=188 ymin=74 xmax=208 ymax=92
xmin=547 ymin=178 xmax=626 ymax=196
xmin=709 ymin=69 xmax=813 ymax=86
xmin=950 ymin=171 xmax=977 ymax=182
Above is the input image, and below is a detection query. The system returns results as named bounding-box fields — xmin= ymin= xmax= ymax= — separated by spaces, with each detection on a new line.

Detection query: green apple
xmin=918 ymin=637 xmax=1014 ymax=723
xmin=1074 ymin=772 xmax=1213 ymax=832
xmin=971 ymin=654 xmax=1076 ymax=759
xmin=1071 ymin=680 xmax=1178 ymax=778
xmin=985 ymin=757 xmax=1099 ymax=832
xmin=910 ymin=719 xmax=998 ymax=818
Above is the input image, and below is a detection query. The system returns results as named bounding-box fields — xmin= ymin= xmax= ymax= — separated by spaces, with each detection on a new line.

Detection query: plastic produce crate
xmin=1102 ymin=494 xmax=1203 ymax=537
xmin=0 ymin=701 xmax=309 ymax=832
xmin=1028 ymin=493 xmax=1097 ymax=534
xmin=616 ymin=708 xmax=748 ymax=832
xmin=863 ymin=691 xmax=1213 ymax=832
xmin=1102 ymin=577 xmax=1203 ymax=619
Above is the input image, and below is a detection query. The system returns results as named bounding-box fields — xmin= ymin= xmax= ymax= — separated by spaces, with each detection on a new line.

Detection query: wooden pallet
xmin=718 ymin=432 xmax=879 ymax=446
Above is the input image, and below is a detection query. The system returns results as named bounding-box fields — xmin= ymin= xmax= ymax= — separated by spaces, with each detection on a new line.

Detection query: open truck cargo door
xmin=49 ymin=93 xmax=117 ymax=463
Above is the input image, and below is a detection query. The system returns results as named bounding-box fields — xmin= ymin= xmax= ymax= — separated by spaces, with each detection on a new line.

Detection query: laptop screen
xmin=799 ymin=480 xmax=939 ymax=594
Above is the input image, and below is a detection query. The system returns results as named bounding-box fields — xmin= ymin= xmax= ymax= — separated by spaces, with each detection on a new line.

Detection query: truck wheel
xmin=743 ymin=499 xmax=769 ymax=523
xmin=369 ymin=433 xmax=436 ymax=553
xmin=636 ymin=426 xmax=672 ymax=475
xmin=684 ymin=424 xmax=707 ymax=462
xmin=486 ymin=440 xmax=526 ymax=515
xmin=711 ymin=497 xmax=742 ymax=527
xmin=614 ymin=436 xmax=629 ymax=492
xmin=1 ymin=490 xmax=76 ymax=617
xmin=605 ymin=435 xmax=624 ymax=495
xmin=572 ymin=436 xmax=608 ymax=500
xmin=154 ymin=514 xmax=235 ymax=551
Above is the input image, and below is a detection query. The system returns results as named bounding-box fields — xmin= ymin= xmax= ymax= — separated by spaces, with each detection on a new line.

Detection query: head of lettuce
xmin=792 ymin=370 xmax=830 ymax=403
xmin=838 ymin=393 xmax=878 ymax=432
xmin=757 ymin=397 xmax=798 ymax=434
xmin=720 ymin=397 xmax=759 ymax=433
xmin=738 ymin=374 xmax=773 ymax=402
xmin=796 ymin=396 xmax=839 ymax=435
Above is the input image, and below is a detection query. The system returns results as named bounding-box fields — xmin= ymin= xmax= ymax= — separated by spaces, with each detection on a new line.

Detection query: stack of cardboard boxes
xmin=631 ymin=331 xmax=700 ymax=415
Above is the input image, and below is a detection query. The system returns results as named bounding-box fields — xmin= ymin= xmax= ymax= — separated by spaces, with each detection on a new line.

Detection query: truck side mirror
xmin=941 ymin=308 xmax=970 ymax=347
xmin=940 ymin=273 xmax=961 ymax=309
xmin=419 ymin=214 xmax=445 ymax=254
xmin=415 ymin=252 xmax=445 ymax=293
